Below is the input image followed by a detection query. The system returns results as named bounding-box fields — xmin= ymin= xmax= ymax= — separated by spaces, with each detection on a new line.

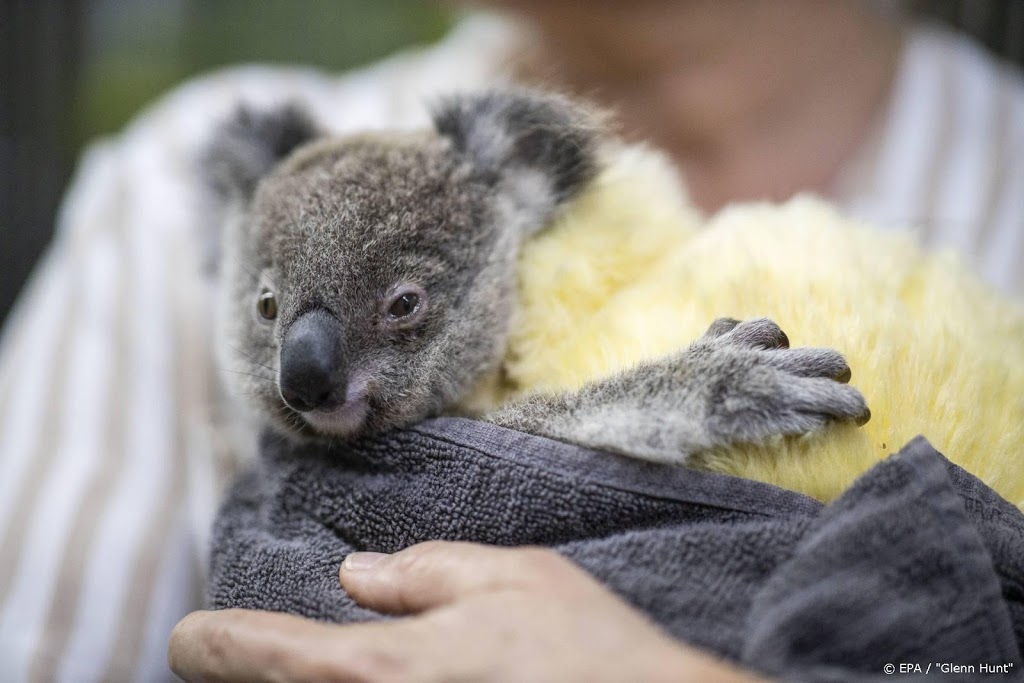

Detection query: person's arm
xmin=0 ymin=133 xmax=216 ymax=681
xmin=169 ymin=541 xmax=765 ymax=682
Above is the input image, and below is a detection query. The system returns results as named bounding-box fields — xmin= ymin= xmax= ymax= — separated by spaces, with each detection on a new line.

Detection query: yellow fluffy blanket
xmin=488 ymin=145 xmax=1024 ymax=507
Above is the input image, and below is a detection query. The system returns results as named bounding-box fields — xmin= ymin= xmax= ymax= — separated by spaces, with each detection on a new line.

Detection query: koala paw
xmin=699 ymin=317 xmax=790 ymax=350
xmin=695 ymin=317 xmax=870 ymax=445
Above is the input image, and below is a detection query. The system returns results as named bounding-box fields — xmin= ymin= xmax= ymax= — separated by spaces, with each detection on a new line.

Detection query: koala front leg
xmin=486 ymin=318 xmax=870 ymax=465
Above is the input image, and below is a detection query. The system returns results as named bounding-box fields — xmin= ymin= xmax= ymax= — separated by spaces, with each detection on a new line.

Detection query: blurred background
xmin=0 ymin=0 xmax=1021 ymax=325
xmin=0 ymin=0 xmax=455 ymax=325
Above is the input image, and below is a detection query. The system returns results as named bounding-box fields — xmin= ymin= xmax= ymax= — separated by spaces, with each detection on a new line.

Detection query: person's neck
xmin=505 ymin=0 xmax=902 ymax=213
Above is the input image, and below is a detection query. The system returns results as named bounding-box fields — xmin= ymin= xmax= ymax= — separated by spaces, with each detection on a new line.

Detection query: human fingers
xmin=168 ymin=609 xmax=366 ymax=682
xmin=339 ymin=541 xmax=591 ymax=614
xmin=169 ymin=606 xmax=494 ymax=682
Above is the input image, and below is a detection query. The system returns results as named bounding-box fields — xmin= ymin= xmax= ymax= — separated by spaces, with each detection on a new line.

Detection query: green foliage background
xmin=75 ymin=0 xmax=455 ymax=149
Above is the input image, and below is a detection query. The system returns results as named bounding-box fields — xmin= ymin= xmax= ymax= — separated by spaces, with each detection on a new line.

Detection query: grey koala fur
xmin=206 ymin=89 xmax=869 ymax=465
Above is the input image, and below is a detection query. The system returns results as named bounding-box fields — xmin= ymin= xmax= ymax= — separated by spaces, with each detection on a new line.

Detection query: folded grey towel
xmin=209 ymin=418 xmax=1023 ymax=681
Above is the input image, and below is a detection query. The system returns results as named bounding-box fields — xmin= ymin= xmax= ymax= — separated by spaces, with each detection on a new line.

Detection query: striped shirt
xmin=0 ymin=16 xmax=1021 ymax=682
xmin=833 ymin=23 xmax=1024 ymax=294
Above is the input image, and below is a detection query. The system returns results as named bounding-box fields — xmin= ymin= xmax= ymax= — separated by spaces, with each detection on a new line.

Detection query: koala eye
xmin=257 ymin=289 xmax=278 ymax=320
xmin=383 ymin=286 xmax=427 ymax=326
xmin=388 ymin=292 xmax=419 ymax=319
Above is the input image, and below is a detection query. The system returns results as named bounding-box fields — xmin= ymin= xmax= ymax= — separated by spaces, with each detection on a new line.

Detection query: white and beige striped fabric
xmin=0 ymin=17 xmax=1020 ymax=682
xmin=833 ymin=23 xmax=1024 ymax=294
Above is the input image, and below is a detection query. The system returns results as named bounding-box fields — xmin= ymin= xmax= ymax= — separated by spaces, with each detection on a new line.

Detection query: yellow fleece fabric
xmin=496 ymin=145 xmax=1024 ymax=508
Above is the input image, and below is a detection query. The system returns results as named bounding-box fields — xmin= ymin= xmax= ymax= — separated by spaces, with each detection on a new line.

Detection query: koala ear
xmin=432 ymin=90 xmax=600 ymax=233
xmin=203 ymin=103 xmax=321 ymax=202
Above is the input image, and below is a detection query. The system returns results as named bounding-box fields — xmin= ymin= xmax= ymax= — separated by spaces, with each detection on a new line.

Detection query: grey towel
xmin=210 ymin=418 xmax=1024 ymax=681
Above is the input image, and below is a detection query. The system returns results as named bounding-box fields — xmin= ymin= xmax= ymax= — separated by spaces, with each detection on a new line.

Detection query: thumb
xmin=339 ymin=541 xmax=583 ymax=615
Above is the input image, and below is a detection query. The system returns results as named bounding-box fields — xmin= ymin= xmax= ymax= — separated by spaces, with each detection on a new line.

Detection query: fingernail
xmin=343 ymin=552 xmax=389 ymax=571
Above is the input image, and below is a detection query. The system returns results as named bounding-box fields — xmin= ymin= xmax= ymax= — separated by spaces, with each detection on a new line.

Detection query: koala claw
xmin=785 ymin=375 xmax=871 ymax=426
xmin=706 ymin=366 xmax=871 ymax=447
xmin=697 ymin=317 xmax=871 ymax=445
xmin=702 ymin=317 xmax=743 ymax=339
xmin=836 ymin=365 xmax=853 ymax=384
xmin=702 ymin=317 xmax=790 ymax=350
xmin=760 ymin=347 xmax=854 ymax=384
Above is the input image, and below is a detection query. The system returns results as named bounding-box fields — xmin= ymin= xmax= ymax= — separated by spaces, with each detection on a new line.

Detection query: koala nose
xmin=279 ymin=309 xmax=347 ymax=413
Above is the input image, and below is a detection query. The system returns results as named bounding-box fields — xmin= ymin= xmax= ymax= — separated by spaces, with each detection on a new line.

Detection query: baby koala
xmin=206 ymin=89 xmax=869 ymax=465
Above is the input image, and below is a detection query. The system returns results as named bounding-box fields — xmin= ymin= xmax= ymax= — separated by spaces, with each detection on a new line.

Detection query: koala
xmin=205 ymin=89 xmax=869 ymax=465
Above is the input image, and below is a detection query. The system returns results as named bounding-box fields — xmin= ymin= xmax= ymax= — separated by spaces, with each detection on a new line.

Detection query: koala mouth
xmin=300 ymin=395 xmax=370 ymax=436
xmin=297 ymin=376 xmax=372 ymax=437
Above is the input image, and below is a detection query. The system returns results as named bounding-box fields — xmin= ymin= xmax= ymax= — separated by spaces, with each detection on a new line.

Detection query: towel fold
xmin=210 ymin=418 xmax=1023 ymax=681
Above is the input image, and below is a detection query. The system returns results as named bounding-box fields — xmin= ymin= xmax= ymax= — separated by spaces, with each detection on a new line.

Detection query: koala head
xmin=205 ymin=90 xmax=599 ymax=440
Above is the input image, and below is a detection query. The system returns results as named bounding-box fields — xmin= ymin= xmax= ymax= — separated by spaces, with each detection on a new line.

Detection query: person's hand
xmin=169 ymin=541 xmax=762 ymax=682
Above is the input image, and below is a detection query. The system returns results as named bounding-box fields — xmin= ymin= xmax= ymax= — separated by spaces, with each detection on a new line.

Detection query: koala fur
xmin=206 ymin=89 xmax=868 ymax=464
